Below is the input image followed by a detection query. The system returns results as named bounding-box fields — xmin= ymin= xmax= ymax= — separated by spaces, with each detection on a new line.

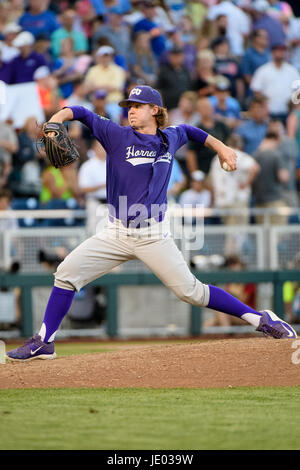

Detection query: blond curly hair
xmin=151 ymin=105 xmax=168 ymax=129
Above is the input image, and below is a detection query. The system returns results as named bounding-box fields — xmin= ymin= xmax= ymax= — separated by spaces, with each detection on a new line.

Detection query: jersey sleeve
xmin=179 ymin=124 xmax=209 ymax=145
xmin=165 ymin=124 xmax=208 ymax=152
xmin=66 ymin=106 xmax=121 ymax=153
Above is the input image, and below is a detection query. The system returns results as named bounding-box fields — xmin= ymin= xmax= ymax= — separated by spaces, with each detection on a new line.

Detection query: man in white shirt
xmin=179 ymin=170 xmax=211 ymax=208
xmin=207 ymin=0 xmax=251 ymax=56
xmin=250 ymin=43 xmax=300 ymax=122
xmin=78 ymin=139 xmax=107 ymax=202
xmin=0 ymin=23 xmax=21 ymax=63
xmin=179 ymin=170 xmax=211 ymax=226
xmin=208 ymin=134 xmax=260 ymax=225
xmin=78 ymin=139 xmax=107 ymax=234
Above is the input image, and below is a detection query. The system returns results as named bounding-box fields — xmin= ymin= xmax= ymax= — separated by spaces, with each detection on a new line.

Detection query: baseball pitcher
xmin=7 ymin=86 xmax=297 ymax=361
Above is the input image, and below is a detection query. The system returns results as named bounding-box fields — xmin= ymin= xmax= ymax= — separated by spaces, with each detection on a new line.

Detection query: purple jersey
xmin=10 ymin=51 xmax=48 ymax=84
xmin=68 ymin=106 xmax=208 ymax=223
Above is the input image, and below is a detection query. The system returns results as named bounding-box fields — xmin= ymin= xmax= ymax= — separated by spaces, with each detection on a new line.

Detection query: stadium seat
xmin=11 ymin=197 xmax=40 ymax=227
xmin=40 ymin=198 xmax=85 ymax=227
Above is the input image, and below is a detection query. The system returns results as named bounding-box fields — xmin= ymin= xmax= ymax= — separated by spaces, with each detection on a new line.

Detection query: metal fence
xmin=0 ymin=270 xmax=299 ymax=339
xmin=0 ymin=228 xmax=86 ymax=272
xmin=270 ymin=226 xmax=300 ymax=270
xmin=0 ymin=207 xmax=299 ymax=272
xmin=0 ymin=206 xmax=299 ymax=338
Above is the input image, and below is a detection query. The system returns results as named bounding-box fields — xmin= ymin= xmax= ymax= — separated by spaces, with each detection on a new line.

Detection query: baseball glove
xmin=41 ymin=122 xmax=79 ymax=168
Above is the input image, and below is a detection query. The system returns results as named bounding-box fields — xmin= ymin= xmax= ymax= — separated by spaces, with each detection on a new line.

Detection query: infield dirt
xmin=1 ymin=337 xmax=300 ymax=389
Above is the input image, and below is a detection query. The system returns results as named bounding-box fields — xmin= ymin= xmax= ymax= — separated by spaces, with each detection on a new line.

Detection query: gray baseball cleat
xmin=256 ymin=310 xmax=297 ymax=339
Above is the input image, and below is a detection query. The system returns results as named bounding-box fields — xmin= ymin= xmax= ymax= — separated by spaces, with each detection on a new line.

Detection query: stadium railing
xmin=0 ymin=269 xmax=300 ymax=338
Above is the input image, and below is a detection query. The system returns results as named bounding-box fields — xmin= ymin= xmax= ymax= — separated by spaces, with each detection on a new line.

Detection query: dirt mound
xmin=1 ymin=338 xmax=300 ymax=389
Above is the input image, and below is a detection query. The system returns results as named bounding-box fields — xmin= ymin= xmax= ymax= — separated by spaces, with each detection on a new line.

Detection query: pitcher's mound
xmin=2 ymin=338 xmax=300 ymax=389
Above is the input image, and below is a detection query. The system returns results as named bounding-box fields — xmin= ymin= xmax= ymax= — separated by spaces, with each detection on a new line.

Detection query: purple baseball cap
xmin=94 ymin=89 xmax=107 ymax=99
xmin=119 ymin=85 xmax=163 ymax=108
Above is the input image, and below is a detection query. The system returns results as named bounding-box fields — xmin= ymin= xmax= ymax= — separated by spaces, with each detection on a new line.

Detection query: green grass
xmin=1 ymin=387 xmax=300 ymax=450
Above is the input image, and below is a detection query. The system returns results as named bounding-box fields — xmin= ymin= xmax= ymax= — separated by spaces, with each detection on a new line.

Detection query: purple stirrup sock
xmin=39 ymin=286 xmax=75 ymax=343
xmin=207 ymin=285 xmax=262 ymax=318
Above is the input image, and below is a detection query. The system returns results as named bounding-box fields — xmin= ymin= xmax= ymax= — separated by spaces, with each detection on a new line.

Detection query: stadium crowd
xmin=0 ymin=0 xmax=299 ymax=225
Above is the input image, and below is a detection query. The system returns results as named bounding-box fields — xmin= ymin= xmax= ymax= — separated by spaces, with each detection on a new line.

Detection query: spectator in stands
xmin=0 ymin=44 xmax=12 ymax=83
xmin=163 ymin=26 xmax=197 ymax=77
xmin=166 ymin=0 xmax=187 ymax=25
xmin=40 ymin=163 xmax=79 ymax=206
xmin=33 ymin=66 xmax=61 ymax=119
xmin=179 ymin=14 xmax=197 ymax=44
xmin=78 ymin=138 xmax=107 ymax=234
xmin=167 ymin=158 xmax=186 ymax=203
xmin=168 ymin=90 xmax=199 ymax=128
xmin=75 ymin=0 xmax=97 ymax=43
xmin=84 ymin=45 xmax=126 ymax=122
xmin=11 ymin=116 xmax=43 ymax=198
xmin=0 ymin=118 xmax=18 ymax=190
xmin=66 ymin=77 xmax=93 ymax=110
xmin=236 ymin=95 xmax=269 ymax=154
xmin=0 ymin=22 xmax=21 ymax=63
xmin=91 ymin=89 xmax=110 ymax=118
xmin=211 ymin=37 xmax=241 ymax=98
xmin=179 ymin=170 xmax=211 ymax=208
xmin=209 ymin=76 xmax=242 ymax=129
xmin=148 ymin=0 xmax=174 ymax=32
xmin=250 ymin=42 xmax=300 ymax=124
xmin=93 ymin=34 xmax=127 ymax=70
xmin=284 ymin=254 xmax=300 ymax=324
xmin=18 ymin=0 xmax=60 ymax=38
xmin=78 ymin=139 xmax=107 ymax=203
xmin=239 ymin=28 xmax=270 ymax=96
xmin=92 ymin=9 xmax=131 ymax=68
xmin=186 ymin=97 xmax=231 ymax=175
xmin=10 ymin=31 xmax=48 ymax=84
xmin=287 ymin=96 xmax=300 ymax=198
xmin=185 ymin=1 xmax=208 ymax=30
xmin=267 ymin=0 xmax=294 ymax=27
xmin=250 ymin=0 xmax=286 ymax=48
xmin=195 ymin=16 xmax=223 ymax=53
xmin=268 ymin=118 xmax=299 ymax=208
xmin=252 ymin=129 xmax=290 ymax=224
xmin=51 ymin=8 xmax=88 ymax=59
xmin=191 ymin=49 xmax=216 ymax=97
xmin=34 ymin=33 xmax=53 ymax=65
xmin=208 ymin=134 xmax=260 ymax=225
xmin=52 ymin=37 xmax=84 ymax=99
xmin=133 ymin=0 xmax=167 ymax=59
xmin=287 ymin=14 xmax=300 ymax=70
xmin=0 ymin=188 xmax=18 ymax=231
xmin=168 ymin=91 xmax=199 ymax=175
xmin=0 ymin=3 xmax=10 ymax=36
xmin=90 ymin=0 xmax=131 ymax=17
xmin=6 ymin=0 xmax=24 ymax=25
xmin=129 ymin=31 xmax=158 ymax=86
xmin=206 ymin=0 xmax=251 ymax=56
xmin=156 ymin=46 xmax=192 ymax=110
xmin=214 ymin=13 xmax=229 ymax=39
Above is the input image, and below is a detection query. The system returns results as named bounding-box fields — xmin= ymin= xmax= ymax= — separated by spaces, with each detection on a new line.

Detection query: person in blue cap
xmin=7 ymin=85 xmax=297 ymax=361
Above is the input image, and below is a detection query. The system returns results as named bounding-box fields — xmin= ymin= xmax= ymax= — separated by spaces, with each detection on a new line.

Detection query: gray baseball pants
xmin=54 ymin=218 xmax=210 ymax=307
